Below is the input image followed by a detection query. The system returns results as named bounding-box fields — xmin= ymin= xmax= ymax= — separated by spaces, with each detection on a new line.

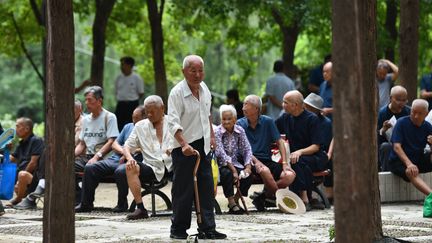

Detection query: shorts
xmin=389 ymin=153 xmax=432 ymax=182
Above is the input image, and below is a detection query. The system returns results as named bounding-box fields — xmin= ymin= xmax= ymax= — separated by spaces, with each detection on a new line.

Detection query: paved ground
xmin=1 ymin=183 xmax=432 ymax=242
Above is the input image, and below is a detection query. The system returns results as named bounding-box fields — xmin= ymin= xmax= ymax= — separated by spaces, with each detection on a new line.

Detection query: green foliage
xmin=329 ymin=225 xmax=335 ymax=241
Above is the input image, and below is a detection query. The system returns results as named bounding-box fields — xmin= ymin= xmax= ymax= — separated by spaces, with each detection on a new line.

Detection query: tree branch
xmin=29 ymin=0 xmax=44 ymax=26
xmin=11 ymin=13 xmax=45 ymax=86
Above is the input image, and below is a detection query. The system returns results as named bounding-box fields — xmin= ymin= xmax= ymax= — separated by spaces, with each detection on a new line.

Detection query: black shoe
xmin=0 ymin=201 xmax=4 ymax=216
xmin=170 ymin=231 xmax=188 ymax=239
xmin=304 ymin=202 xmax=312 ymax=212
xmin=112 ymin=205 xmax=128 ymax=213
xmin=126 ymin=208 xmax=149 ymax=220
xmin=310 ymin=198 xmax=325 ymax=210
xmin=197 ymin=229 xmax=227 ymax=239
xmin=252 ymin=193 xmax=266 ymax=212
xmin=75 ymin=203 xmax=93 ymax=213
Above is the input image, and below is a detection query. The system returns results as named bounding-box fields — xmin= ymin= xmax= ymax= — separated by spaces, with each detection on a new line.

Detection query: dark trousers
xmin=170 ymin=138 xmax=216 ymax=234
xmin=75 ymin=156 xmax=128 ymax=207
xmin=289 ymin=151 xmax=328 ymax=197
xmin=115 ymin=100 xmax=139 ymax=131
xmin=379 ymin=142 xmax=392 ymax=172
xmin=219 ymin=166 xmax=253 ymax=198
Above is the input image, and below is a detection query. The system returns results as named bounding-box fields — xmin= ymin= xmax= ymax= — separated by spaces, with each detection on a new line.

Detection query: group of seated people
xmin=3 ymin=78 xmax=432 ymax=218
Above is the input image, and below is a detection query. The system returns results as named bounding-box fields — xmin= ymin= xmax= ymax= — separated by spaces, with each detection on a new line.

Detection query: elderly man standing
xmin=74 ymin=86 xmax=119 ymax=210
xmin=167 ymin=55 xmax=226 ymax=240
xmin=124 ymin=95 xmax=173 ymax=220
xmin=319 ymin=61 xmax=333 ymax=120
xmin=276 ymin=90 xmax=328 ymax=210
xmin=237 ymin=95 xmax=296 ymax=211
xmin=388 ymin=99 xmax=432 ymax=198
xmin=377 ymin=86 xmax=410 ymax=171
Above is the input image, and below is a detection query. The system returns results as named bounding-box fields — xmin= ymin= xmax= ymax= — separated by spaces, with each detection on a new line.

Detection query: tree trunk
xmin=384 ymin=0 xmax=398 ymax=61
xmin=90 ymin=0 xmax=116 ymax=88
xmin=271 ymin=7 xmax=299 ymax=78
xmin=147 ymin=0 xmax=168 ymax=103
xmin=332 ymin=0 xmax=383 ymax=242
xmin=43 ymin=0 xmax=75 ymax=242
xmin=399 ymin=0 xmax=419 ymax=104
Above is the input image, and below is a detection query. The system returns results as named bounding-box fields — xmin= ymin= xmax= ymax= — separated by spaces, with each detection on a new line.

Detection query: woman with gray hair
xmin=214 ymin=104 xmax=253 ymax=214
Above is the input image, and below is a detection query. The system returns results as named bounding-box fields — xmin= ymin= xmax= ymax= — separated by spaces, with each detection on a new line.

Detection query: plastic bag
xmin=209 ymin=151 xmax=219 ymax=196
xmin=0 ymin=149 xmax=17 ymax=200
xmin=423 ymin=193 xmax=432 ymax=218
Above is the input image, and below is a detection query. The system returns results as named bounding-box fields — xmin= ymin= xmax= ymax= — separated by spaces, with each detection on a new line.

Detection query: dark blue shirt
xmin=275 ymin=110 xmax=324 ymax=153
xmin=420 ymin=73 xmax=432 ymax=110
xmin=319 ymin=81 xmax=333 ymax=120
xmin=377 ymin=105 xmax=411 ymax=145
xmin=389 ymin=116 xmax=432 ymax=164
xmin=237 ymin=115 xmax=280 ymax=161
xmin=110 ymin=122 xmax=134 ymax=161
xmin=318 ymin=114 xmax=333 ymax=152
xmin=309 ymin=64 xmax=324 ymax=92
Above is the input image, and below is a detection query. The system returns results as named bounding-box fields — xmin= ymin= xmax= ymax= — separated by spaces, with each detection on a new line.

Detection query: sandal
xmin=228 ymin=204 xmax=245 ymax=215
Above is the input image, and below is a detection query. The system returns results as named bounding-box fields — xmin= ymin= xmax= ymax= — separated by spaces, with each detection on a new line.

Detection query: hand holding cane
xmin=193 ymin=149 xmax=202 ymax=224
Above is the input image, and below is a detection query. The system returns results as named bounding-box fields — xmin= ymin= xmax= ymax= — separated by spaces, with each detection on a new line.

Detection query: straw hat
xmin=304 ymin=93 xmax=324 ymax=111
xmin=276 ymin=188 xmax=306 ymax=214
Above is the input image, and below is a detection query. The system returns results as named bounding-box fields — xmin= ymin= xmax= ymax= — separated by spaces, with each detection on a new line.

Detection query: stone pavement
xmin=1 ymin=183 xmax=432 ymax=242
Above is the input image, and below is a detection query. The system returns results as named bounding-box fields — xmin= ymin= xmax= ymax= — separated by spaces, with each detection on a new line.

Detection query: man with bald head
xmin=319 ymin=62 xmax=333 ymax=119
xmin=377 ymin=85 xmax=410 ymax=171
xmin=275 ymin=90 xmax=328 ymax=210
xmin=168 ymin=55 xmax=226 ymax=240
xmin=388 ymin=99 xmax=432 ymax=200
xmin=237 ymin=94 xmax=295 ymax=211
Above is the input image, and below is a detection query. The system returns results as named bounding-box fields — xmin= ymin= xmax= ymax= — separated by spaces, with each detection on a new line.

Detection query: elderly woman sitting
xmin=215 ymin=104 xmax=253 ymax=214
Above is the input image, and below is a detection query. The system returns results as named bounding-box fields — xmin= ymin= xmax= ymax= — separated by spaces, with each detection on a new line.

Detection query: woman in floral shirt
xmin=215 ymin=104 xmax=253 ymax=214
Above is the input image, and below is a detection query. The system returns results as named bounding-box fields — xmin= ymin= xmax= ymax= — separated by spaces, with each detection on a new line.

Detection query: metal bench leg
xmin=312 ymin=186 xmax=331 ymax=209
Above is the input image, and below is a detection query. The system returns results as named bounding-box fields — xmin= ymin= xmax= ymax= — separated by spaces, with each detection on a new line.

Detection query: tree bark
xmin=332 ymin=0 xmax=383 ymax=242
xmin=147 ymin=0 xmax=168 ymax=103
xmin=384 ymin=0 xmax=398 ymax=61
xmin=271 ymin=7 xmax=299 ymax=78
xmin=44 ymin=0 xmax=75 ymax=242
xmin=90 ymin=0 xmax=116 ymax=88
xmin=399 ymin=0 xmax=419 ymax=104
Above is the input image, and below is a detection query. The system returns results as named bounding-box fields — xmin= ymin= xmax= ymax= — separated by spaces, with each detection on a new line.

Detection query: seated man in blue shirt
xmin=237 ymin=95 xmax=296 ymax=211
xmin=388 ymin=99 xmax=432 ymax=198
xmin=75 ymin=106 xmax=145 ymax=213
xmin=276 ymin=91 xmax=328 ymax=210
xmin=377 ymin=86 xmax=410 ymax=171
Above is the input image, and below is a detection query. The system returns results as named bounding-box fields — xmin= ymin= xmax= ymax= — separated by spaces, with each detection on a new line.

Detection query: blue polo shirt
xmin=319 ymin=81 xmax=333 ymax=120
xmin=237 ymin=115 xmax=280 ymax=161
xmin=420 ymin=73 xmax=432 ymax=110
xmin=389 ymin=116 xmax=432 ymax=164
xmin=318 ymin=114 xmax=332 ymax=152
xmin=275 ymin=110 xmax=324 ymax=152
xmin=377 ymin=105 xmax=411 ymax=145
xmin=109 ymin=122 xmax=134 ymax=161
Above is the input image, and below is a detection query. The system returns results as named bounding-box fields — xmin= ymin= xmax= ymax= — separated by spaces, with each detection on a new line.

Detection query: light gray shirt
xmin=265 ymin=72 xmax=295 ymax=120
xmin=79 ymin=109 xmax=119 ymax=155
xmin=115 ymin=72 xmax=144 ymax=101
xmin=125 ymin=118 xmax=173 ymax=182
xmin=167 ymin=80 xmax=212 ymax=154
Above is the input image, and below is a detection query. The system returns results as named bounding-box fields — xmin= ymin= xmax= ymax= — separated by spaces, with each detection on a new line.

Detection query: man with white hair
xmin=124 ymin=95 xmax=173 ymax=220
xmin=388 ymin=99 xmax=432 ymax=199
xmin=237 ymin=94 xmax=295 ymax=211
xmin=377 ymin=85 xmax=410 ymax=171
xmin=168 ymin=55 xmax=226 ymax=240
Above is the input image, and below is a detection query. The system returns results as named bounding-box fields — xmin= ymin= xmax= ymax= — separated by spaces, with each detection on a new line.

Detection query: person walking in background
xmin=264 ymin=60 xmax=295 ymax=120
xmin=376 ymin=59 xmax=399 ymax=109
xmin=420 ymin=61 xmax=432 ymax=111
xmin=115 ymin=56 xmax=144 ymax=131
xmin=167 ymin=55 xmax=226 ymax=240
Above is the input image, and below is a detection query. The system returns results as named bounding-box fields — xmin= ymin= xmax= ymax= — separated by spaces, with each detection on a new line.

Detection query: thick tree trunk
xmin=147 ymin=0 xmax=168 ymax=103
xmin=43 ymin=0 xmax=75 ymax=242
xmin=271 ymin=8 xmax=299 ymax=78
xmin=399 ymin=0 xmax=419 ymax=104
xmin=90 ymin=0 xmax=116 ymax=88
xmin=384 ymin=0 xmax=398 ymax=61
xmin=332 ymin=0 xmax=383 ymax=242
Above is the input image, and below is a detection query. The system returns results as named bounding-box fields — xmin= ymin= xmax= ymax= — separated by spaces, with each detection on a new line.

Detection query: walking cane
xmin=235 ymin=181 xmax=249 ymax=215
xmin=193 ymin=150 xmax=202 ymax=224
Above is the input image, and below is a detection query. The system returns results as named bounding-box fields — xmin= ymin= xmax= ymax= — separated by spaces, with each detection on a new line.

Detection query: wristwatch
xmin=96 ymin=152 xmax=103 ymax=159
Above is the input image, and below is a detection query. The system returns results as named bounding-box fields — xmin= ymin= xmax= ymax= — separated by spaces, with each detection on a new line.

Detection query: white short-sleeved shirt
xmin=79 ymin=109 xmax=119 ymax=154
xmin=167 ymin=80 xmax=212 ymax=154
xmin=125 ymin=118 xmax=173 ymax=182
xmin=265 ymin=73 xmax=295 ymax=120
xmin=115 ymin=72 xmax=144 ymax=101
